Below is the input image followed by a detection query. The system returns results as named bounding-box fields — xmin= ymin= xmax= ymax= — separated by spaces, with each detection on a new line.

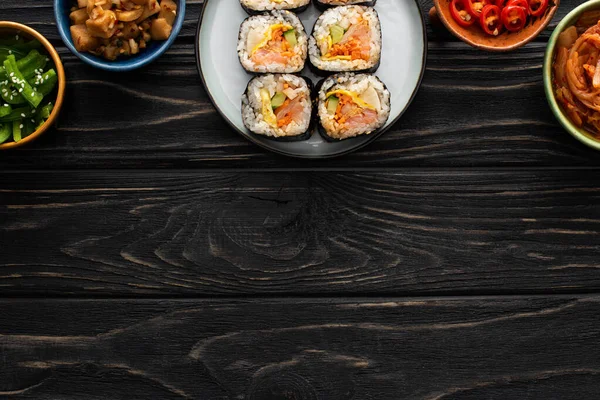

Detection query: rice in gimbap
xmin=238 ymin=11 xmax=308 ymax=73
xmin=314 ymin=0 xmax=377 ymax=10
xmin=240 ymin=0 xmax=311 ymax=14
xmin=317 ymin=73 xmax=390 ymax=140
xmin=309 ymin=6 xmax=381 ymax=73
xmin=242 ymin=74 xmax=313 ymax=141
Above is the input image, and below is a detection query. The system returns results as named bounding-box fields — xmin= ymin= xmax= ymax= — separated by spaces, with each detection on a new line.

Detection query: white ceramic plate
xmin=196 ymin=0 xmax=427 ymax=158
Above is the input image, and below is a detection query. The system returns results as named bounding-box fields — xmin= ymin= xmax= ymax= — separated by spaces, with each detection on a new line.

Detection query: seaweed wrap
xmin=238 ymin=11 xmax=308 ymax=73
xmin=242 ymin=74 xmax=314 ymax=141
xmin=240 ymin=0 xmax=311 ymax=14
xmin=316 ymin=73 xmax=390 ymax=141
xmin=309 ymin=5 xmax=381 ymax=74
xmin=314 ymin=0 xmax=377 ymax=11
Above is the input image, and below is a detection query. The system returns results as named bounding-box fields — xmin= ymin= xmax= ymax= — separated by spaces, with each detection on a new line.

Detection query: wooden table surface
xmin=2 ymin=0 xmax=600 ymax=399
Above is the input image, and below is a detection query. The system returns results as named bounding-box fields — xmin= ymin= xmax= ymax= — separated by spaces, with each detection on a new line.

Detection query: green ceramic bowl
xmin=544 ymin=0 xmax=600 ymax=151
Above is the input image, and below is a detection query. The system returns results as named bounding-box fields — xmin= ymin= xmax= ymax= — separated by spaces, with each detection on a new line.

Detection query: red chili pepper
xmin=528 ymin=0 xmax=548 ymax=16
xmin=501 ymin=5 xmax=527 ymax=31
xmin=480 ymin=4 xmax=503 ymax=35
xmin=507 ymin=0 xmax=530 ymax=11
xmin=451 ymin=0 xmax=476 ymax=27
xmin=465 ymin=0 xmax=492 ymax=17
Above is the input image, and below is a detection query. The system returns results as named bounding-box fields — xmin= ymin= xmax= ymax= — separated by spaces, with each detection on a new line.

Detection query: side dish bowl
xmin=544 ymin=0 xmax=600 ymax=151
xmin=54 ymin=0 xmax=185 ymax=71
xmin=0 ymin=22 xmax=65 ymax=151
xmin=432 ymin=0 xmax=560 ymax=51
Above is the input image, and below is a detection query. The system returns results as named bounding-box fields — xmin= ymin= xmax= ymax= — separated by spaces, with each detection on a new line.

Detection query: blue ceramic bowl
xmin=54 ymin=0 xmax=185 ymax=71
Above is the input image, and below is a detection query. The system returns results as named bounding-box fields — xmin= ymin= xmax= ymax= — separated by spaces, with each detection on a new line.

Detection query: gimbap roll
xmin=240 ymin=0 xmax=311 ymax=14
xmin=242 ymin=74 xmax=313 ymax=141
xmin=238 ymin=11 xmax=308 ymax=74
xmin=309 ymin=6 xmax=381 ymax=74
xmin=314 ymin=0 xmax=377 ymax=10
xmin=317 ymin=73 xmax=390 ymax=141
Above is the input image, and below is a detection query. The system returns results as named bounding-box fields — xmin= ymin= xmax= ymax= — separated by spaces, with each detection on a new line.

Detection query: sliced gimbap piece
xmin=317 ymin=73 xmax=390 ymax=141
xmin=309 ymin=6 xmax=381 ymax=74
xmin=238 ymin=11 xmax=308 ymax=74
xmin=314 ymin=0 xmax=377 ymax=11
xmin=242 ymin=74 xmax=313 ymax=141
xmin=240 ymin=0 xmax=311 ymax=14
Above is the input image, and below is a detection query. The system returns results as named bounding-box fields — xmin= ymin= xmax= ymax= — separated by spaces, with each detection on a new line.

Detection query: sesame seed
xmin=8 ymin=50 xmax=12 ymax=54
xmin=31 ymin=119 xmax=35 ymax=123
xmin=20 ymin=113 xmax=25 ymax=117
xmin=19 ymin=124 xmax=23 ymax=129
xmin=30 ymin=93 xmax=34 ymax=97
xmin=15 ymin=35 xmax=19 ymax=40
xmin=18 ymin=88 xmax=23 ymax=93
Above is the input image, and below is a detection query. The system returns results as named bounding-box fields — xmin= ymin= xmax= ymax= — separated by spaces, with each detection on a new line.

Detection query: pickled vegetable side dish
xmin=0 ymin=36 xmax=58 ymax=145
xmin=69 ymin=0 xmax=178 ymax=61
xmin=553 ymin=11 xmax=600 ymax=138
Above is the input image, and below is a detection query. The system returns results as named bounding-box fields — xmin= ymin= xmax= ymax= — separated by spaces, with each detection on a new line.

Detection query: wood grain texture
xmin=2 ymin=170 xmax=600 ymax=296
xmin=2 ymin=3 xmax=599 ymax=398
xmin=1 ymin=296 xmax=600 ymax=399
xmin=0 ymin=0 xmax=599 ymax=168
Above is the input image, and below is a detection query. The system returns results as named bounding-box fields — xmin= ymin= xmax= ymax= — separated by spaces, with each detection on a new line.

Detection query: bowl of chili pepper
xmin=431 ymin=0 xmax=560 ymax=51
xmin=0 ymin=22 xmax=65 ymax=150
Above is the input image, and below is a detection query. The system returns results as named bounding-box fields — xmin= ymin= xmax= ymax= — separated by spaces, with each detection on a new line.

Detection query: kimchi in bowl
xmin=545 ymin=0 xmax=600 ymax=151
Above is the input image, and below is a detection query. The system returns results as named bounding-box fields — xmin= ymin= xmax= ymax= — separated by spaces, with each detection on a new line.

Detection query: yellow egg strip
xmin=251 ymin=24 xmax=293 ymax=55
xmin=321 ymin=55 xmax=352 ymax=61
xmin=260 ymin=89 xmax=277 ymax=127
xmin=325 ymin=89 xmax=376 ymax=110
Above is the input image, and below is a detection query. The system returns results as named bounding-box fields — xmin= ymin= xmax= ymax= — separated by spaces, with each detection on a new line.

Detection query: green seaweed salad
xmin=0 ymin=35 xmax=57 ymax=145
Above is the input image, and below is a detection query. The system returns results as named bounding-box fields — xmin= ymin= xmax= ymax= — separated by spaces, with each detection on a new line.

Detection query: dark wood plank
xmin=0 ymin=0 xmax=580 ymax=43
xmin=0 ymin=1 xmax=599 ymax=168
xmin=1 ymin=296 xmax=599 ymax=399
xmin=2 ymin=169 xmax=600 ymax=296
